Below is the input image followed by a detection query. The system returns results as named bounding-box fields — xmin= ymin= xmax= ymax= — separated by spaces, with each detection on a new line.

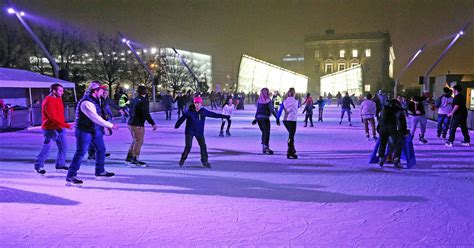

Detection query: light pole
xmin=394 ymin=43 xmax=427 ymax=97
xmin=119 ymin=33 xmax=156 ymax=102
xmin=423 ymin=22 xmax=471 ymax=91
xmin=171 ymin=47 xmax=200 ymax=90
xmin=6 ymin=7 xmax=60 ymax=78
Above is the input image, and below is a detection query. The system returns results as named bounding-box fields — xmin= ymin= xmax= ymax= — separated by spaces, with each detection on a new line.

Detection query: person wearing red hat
xmin=175 ymin=95 xmax=230 ymax=168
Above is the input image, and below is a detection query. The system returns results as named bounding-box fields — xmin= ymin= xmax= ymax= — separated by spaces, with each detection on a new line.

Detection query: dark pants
xmin=448 ymin=117 xmax=470 ymax=143
xmin=437 ymin=114 xmax=450 ymax=137
xmin=68 ymin=129 xmax=106 ymax=178
xmin=340 ymin=108 xmax=352 ymax=123
xmin=283 ymin=120 xmax=297 ymax=150
xmin=181 ymin=134 xmax=208 ymax=163
xmin=177 ymin=105 xmax=185 ymax=118
xmin=220 ymin=118 xmax=231 ymax=131
xmin=165 ymin=108 xmax=172 ymax=120
xmin=211 ymin=100 xmax=217 ymax=109
xmin=304 ymin=114 xmax=313 ymax=126
xmin=318 ymin=108 xmax=324 ymax=121
xmin=257 ymin=119 xmax=271 ymax=146
xmin=378 ymin=129 xmax=402 ymax=159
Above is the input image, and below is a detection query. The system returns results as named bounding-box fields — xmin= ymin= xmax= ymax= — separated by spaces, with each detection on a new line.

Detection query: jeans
xmin=318 ymin=108 xmax=324 ymax=121
xmin=437 ymin=114 xmax=450 ymax=137
xmin=181 ymin=135 xmax=208 ymax=162
xmin=448 ymin=116 xmax=470 ymax=143
xmin=364 ymin=117 xmax=376 ymax=137
xmin=378 ymin=129 xmax=402 ymax=159
xmin=165 ymin=108 xmax=172 ymax=120
xmin=257 ymin=118 xmax=271 ymax=146
xmin=68 ymin=128 xmax=106 ymax=178
xmin=177 ymin=105 xmax=185 ymax=118
xmin=411 ymin=115 xmax=427 ymax=137
xmin=34 ymin=129 xmax=67 ymax=169
xmin=340 ymin=108 xmax=352 ymax=123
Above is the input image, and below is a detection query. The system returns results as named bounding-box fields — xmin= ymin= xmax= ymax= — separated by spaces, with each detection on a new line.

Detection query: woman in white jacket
xmin=220 ymin=98 xmax=235 ymax=137
xmin=360 ymin=93 xmax=377 ymax=140
xmin=277 ymin=88 xmax=299 ymax=159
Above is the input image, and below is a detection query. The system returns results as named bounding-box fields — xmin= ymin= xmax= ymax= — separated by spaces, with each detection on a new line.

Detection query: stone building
xmin=304 ymin=29 xmax=395 ymax=95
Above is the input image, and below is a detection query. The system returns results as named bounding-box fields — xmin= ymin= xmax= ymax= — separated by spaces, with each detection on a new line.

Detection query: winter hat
xmin=193 ymin=96 xmax=203 ymax=103
xmin=87 ymin=81 xmax=107 ymax=92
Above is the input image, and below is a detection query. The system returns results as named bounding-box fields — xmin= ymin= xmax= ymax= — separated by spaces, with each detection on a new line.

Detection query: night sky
xmin=6 ymin=0 xmax=474 ymax=89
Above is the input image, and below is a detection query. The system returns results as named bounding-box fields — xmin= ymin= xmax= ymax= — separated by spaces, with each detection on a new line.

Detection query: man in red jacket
xmin=34 ymin=83 xmax=71 ymax=175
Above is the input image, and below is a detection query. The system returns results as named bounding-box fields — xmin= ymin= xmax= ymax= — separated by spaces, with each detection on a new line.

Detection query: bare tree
xmin=54 ymin=23 xmax=88 ymax=80
xmin=160 ymin=55 xmax=194 ymax=96
xmin=86 ymin=33 xmax=127 ymax=92
xmin=0 ymin=17 xmax=32 ymax=69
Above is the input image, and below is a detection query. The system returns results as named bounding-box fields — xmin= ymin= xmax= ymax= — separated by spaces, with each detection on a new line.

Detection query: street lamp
xmin=6 ymin=7 xmax=59 ymax=78
xmin=394 ymin=43 xmax=427 ymax=97
xmin=423 ymin=22 xmax=471 ymax=91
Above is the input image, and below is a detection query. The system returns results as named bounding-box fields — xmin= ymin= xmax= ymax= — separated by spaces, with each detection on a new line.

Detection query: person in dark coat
xmin=377 ymin=99 xmax=409 ymax=168
xmin=161 ymin=90 xmax=174 ymax=120
xmin=175 ymin=96 xmax=230 ymax=168
xmin=339 ymin=92 xmax=355 ymax=126
xmin=252 ymin=88 xmax=280 ymax=154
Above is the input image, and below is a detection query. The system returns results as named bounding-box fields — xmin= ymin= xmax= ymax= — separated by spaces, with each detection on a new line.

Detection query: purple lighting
xmin=7 ymin=8 xmax=16 ymax=14
xmin=20 ymin=11 xmax=25 ymax=16
xmin=121 ymin=38 xmax=127 ymax=43
xmin=459 ymin=31 xmax=464 ymax=35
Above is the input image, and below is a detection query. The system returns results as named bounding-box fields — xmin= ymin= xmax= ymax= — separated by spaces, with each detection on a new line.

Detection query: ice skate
xmin=66 ymin=176 xmax=83 ymax=187
xmin=418 ymin=134 xmax=428 ymax=144
xmin=219 ymin=131 xmax=224 ymax=137
xmin=201 ymin=161 xmax=211 ymax=168
xmin=461 ymin=141 xmax=470 ymax=147
xmin=226 ymin=130 xmax=231 ymax=136
xmin=129 ymin=156 xmax=147 ymax=168
xmin=34 ymin=167 xmax=46 ymax=176
xmin=393 ymin=158 xmax=402 ymax=169
xmin=55 ymin=165 xmax=69 ymax=173
xmin=95 ymin=171 xmax=115 ymax=180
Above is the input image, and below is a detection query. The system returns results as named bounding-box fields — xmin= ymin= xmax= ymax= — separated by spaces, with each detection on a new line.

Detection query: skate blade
xmin=56 ymin=169 xmax=68 ymax=173
xmin=33 ymin=170 xmax=46 ymax=176
xmin=65 ymin=182 xmax=83 ymax=187
xmin=95 ymin=176 xmax=115 ymax=180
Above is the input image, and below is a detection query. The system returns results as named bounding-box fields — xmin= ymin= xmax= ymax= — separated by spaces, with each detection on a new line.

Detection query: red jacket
xmin=41 ymin=95 xmax=71 ymax=130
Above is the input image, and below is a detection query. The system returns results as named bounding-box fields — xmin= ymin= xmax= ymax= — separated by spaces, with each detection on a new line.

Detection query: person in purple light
xmin=33 ymin=83 xmax=71 ymax=175
xmin=277 ymin=87 xmax=299 ymax=159
xmin=252 ymin=88 xmax=280 ymax=155
xmin=339 ymin=92 xmax=355 ymax=126
xmin=360 ymin=93 xmax=377 ymax=140
xmin=66 ymin=81 xmax=119 ymax=186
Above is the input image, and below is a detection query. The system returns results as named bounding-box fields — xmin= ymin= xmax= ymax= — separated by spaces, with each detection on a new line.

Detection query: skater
xmin=360 ymin=93 xmax=377 ymax=140
xmin=407 ymin=95 xmax=428 ymax=144
xmin=339 ymin=92 xmax=355 ymax=126
xmin=175 ymin=91 xmax=187 ymax=118
xmin=219 ymin=97 xmax=235 ymax=137
xmin=277 ymin=88 xmax=299 ymax=159
xmin=252 ymin=88 xmax=280 ymax=155
xmin=374 ymin=90 xmax=386 ymax=121
xmin=118 ymin=89 xmax=130 ymax=123
xmin=302 ymin=97 xmax=314 ymax=127
xmin=336 ymin=91 xmax=342 ymax=107
xmin=377 ymin=99 xmax=409 ymax=168
xmin=446 ymin=85 xmax=470 ymax=147
xmin=272 ymin=91 xmax=282 ymax=112
xmin=175 ymin=96 xmax=230 ymax=168
xmin=161 ymin=90 xmax=174 ymax=120
xmin=435 ymin=87 xmax=453 ymax=140
xmin=126 ymin=85 xmax=158 ymax=166
xmin=315 ymin=96 xmax=326 ymax=122
xmin=66 ymin=82 xmax=119 ymax=186
xmin=34 ymin=83 xmax=71 ymax=175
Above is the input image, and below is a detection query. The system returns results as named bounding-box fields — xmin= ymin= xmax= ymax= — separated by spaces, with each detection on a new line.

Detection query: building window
xmin=365 ymin=85 xmax=371 ymax=92
xmin=351 ymin=63 xmax=359 ymax=67
xmin=339 ymin=50 xmax=345 ymax=58
xmin=325 ymin=64 xmax=333 ymax=74
xmin=314 ymin=50 xmax=320 ymax=59
xmin=365 ymin=49 xmax=371 ymax=57
xmin=338 ymin=63 xmax=345 ymax=71
xmin=352 ymin=49 xmax=358 ymax=57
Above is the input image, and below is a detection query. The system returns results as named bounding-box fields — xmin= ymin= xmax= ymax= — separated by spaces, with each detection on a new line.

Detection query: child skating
xmin=219 ymin=98 xmax=235 ymax=137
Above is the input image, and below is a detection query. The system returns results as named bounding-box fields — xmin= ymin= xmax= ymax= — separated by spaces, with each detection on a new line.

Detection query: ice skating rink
xmin=1 ymin=104 xmax=473 ymax=246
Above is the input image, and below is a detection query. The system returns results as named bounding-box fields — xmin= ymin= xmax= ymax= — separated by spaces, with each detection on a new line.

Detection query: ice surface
xmin=1 ymin=104 xmax=473 ymax=246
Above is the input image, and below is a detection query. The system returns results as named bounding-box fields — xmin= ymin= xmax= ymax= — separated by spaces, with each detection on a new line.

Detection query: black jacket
xmin=128 ymin=95 xmax=155 ymax=126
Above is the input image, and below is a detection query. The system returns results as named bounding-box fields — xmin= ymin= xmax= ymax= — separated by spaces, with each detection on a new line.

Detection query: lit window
xmin=314 ymin=50 xmax=320 ymax=59
xmin=365 ymin=49 xmax=371 ymax=57
xmin=352 ymin=49 xmax=358 ymax=57
xmin=339 ymin=50 xmax=345 ymax=58
xmin=338 ymin=63 xmax=346 ymax=71
xmin=365 ymin=85 xmax=371 ymax=92
xmin=351 ymin=63 xmax=359 ymax=67
xmin=325 ymin=64 xmax=333 ymax=73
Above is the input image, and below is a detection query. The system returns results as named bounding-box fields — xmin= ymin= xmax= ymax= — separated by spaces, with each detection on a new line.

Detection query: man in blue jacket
xmin=175 ymin=96 xmax=230 ymax=168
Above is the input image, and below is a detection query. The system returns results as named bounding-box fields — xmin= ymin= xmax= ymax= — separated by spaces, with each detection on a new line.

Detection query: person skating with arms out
xmin=219 ymin=97 xmax=236 ymax=137
xmin=175 ymin=96 xmax=230 ymax=168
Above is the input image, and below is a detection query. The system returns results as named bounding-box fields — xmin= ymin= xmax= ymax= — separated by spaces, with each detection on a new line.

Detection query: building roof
xmin=305 ymin=31 xmax=391 ymax=42
xmin=0 ymin=68 xmax=75 ymax=88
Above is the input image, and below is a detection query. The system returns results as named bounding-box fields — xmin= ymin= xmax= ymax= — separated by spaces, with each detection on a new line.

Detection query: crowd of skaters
xmin=32 ymin=81 xmax=471 ymax=186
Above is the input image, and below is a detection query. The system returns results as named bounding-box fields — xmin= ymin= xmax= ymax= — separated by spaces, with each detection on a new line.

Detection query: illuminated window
xmin=325 ymin=64 xmax=333 ymax=73
xmin=365 ymin=85 xmax=371 ymax=92
xmin=314 ymin=50 xmax=320 ymax=59
xmin=338 ymin=63 xmax=346 ymax=71
xmin=339 ymin=50 xmax=345 ymax=58
xmin=351 ymin=63 xmax=359 ymax=67
xmin=352 ymin=49 xmax=358 ymax=57
xmin=365 ymin=49 xmax=371 ymax=57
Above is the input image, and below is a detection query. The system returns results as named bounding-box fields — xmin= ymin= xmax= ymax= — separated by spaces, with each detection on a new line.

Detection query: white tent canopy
xmin=0 ymin=68 xmax=75 ymax=88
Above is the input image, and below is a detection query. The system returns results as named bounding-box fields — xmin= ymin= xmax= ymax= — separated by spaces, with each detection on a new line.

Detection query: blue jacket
xmin=175 ymin=106 xmax=229 ymax=137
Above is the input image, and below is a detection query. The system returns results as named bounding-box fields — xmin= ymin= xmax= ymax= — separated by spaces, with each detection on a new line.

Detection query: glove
xmin=252 ymin=119 xmax=257 ymax=125
xmin=276 ymin=119 xmax=280 ymax=126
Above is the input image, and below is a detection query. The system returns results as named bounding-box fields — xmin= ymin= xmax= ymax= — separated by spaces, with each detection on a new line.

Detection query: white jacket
xmin=282 ymin=97 xmax=299 ymax=121
xmin=222 ymin=104 xmax=235 ymax=117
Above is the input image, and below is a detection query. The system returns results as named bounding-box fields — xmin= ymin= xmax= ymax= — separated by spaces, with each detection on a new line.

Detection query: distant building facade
xmin=304 ymin=29 xmax=395 ymax=95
